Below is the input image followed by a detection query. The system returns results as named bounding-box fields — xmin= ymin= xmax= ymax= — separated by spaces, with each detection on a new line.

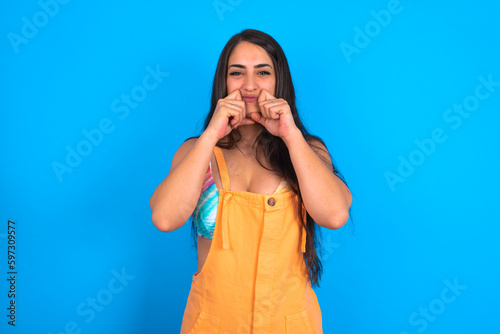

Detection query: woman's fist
xmin=250 ymin=89 xmax=298 ymax=139
xmin=205 ymin=90 xmax=247 ymax=140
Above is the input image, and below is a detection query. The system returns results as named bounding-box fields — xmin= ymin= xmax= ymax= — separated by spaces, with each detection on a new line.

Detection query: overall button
xmin=267 ymin=197 xmax=276 ymax=206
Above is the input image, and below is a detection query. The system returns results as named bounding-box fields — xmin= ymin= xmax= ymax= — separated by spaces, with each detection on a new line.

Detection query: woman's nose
xmin=243 ymin=74 xmax=256 ymax=91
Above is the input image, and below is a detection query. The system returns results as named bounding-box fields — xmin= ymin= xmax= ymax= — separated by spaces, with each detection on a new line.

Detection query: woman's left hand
xmin=250 ymin=89 xmax=299 ymax=139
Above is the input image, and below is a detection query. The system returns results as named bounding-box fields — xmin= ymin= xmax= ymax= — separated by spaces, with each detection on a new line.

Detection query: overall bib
xmin=180 ymin=147 xmax=323 ymax=334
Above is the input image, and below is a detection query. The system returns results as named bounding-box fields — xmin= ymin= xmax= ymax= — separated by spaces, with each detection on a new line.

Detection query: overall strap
xmin=301 ymin=206 xmax=307 ymax=253
xmin=214 ymin=146 xmax=231 ymax=191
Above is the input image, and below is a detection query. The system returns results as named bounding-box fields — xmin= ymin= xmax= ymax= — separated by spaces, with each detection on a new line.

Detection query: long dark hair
xmin=191 ymin=29 xmax=350 ymax=287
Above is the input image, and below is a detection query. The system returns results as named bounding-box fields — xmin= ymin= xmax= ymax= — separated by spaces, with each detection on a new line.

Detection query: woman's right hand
xmin=205 ymin=89 xmax=253 ymax=140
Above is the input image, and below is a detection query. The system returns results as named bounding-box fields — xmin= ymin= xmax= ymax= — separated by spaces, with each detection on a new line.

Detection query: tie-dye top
xmin=192 ymin=161 xmax=292 ymax=239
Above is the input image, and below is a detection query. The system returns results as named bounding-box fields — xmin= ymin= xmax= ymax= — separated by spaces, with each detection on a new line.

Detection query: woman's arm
xmin=283 ymin=130 xmax=352 ymax=229
xmin=150 ymin=90 xmax=249 ymax=232
xmin=149 ymin=131 xmax=219 ymax=232
xmin=250 ymin=89 xmax=351 ymax=229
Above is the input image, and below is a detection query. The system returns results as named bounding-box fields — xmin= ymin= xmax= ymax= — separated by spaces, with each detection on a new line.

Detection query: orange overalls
xmin=180 ymin=147 xmax=323 ymax=333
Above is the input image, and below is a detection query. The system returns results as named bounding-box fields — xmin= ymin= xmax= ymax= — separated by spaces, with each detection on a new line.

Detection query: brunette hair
xmin=190 ymin=28 xmax=350 ymax=287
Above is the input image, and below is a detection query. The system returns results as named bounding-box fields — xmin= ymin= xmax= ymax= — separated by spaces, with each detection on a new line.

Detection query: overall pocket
xmin=188 ymin=311 xmax=220 ymax=334
xmin=285 ymin=310 xmax=314 ymax=334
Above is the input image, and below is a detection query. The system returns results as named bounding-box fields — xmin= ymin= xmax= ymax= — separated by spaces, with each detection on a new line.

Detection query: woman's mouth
xmin=242 ymin=96 xmax=258 ymax=103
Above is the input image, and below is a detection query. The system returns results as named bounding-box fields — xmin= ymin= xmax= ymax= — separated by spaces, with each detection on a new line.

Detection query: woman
xmin=150 ymin=29 xmax=352 ymax=333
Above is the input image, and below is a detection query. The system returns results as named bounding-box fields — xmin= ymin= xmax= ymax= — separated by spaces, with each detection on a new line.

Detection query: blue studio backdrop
xmin=1 ymin=1 xmax=499 ymax=333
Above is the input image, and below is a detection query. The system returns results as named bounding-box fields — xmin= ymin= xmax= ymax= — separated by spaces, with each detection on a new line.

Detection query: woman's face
xmin=227 ymin=41 xmax=276 ymax=115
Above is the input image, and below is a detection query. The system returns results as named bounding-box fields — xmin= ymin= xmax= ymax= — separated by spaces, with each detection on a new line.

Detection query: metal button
xmin=267 ymin=197 xmax=276 ymax=206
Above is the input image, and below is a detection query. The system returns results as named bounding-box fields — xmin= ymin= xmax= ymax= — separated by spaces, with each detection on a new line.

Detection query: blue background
xmin=1 ymin=0 xmax=499 ymax=333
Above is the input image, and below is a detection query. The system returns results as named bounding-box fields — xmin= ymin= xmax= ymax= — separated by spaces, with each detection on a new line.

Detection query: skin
xmin=149 ymin=41 xmax=352 ymax=274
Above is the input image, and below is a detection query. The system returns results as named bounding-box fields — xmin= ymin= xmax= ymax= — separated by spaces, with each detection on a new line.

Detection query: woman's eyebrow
xmin=228 ymin=64 xmax=272 ymax=69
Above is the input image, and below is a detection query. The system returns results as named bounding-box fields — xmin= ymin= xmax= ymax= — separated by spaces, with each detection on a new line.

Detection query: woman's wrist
xmin=281 ymin=128 xmax=304 ymax=147
xmin=200 ymin=129 xmax=221 ymax=148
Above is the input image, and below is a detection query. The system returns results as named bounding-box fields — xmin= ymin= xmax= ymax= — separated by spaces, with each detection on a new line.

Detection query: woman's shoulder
xmin=170 ymin=137 xmax=200 ymax=169
xmin=181 ymin=136 xmax=199 ymax=148
xmin=304 ymin=135 xmax=329 ymax=156
xmin=304 ymin=135 xmax=334 ymax=171
xmin=304 ymin=134 xmax=326 ymax=148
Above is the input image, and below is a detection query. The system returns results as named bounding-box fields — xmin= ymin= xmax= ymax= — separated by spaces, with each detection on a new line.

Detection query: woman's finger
xmin=257 ymin=89 xmax=277 ymax=117
xmin=261 ymin=101 xmax=272 ymax=119
xmin=232 ymin=99 xmax=245 ymax=128
xmin=260 ymin=100 xmax=283 ymax=119
xmin=250 ymin=112 xmax=265 ymax=125
xmin=269 ymin=100 xmax=287 ymax=119
xmin=238 ymin=103 xmax=245 ymax=128
xmin=226 ymin=104 xmax=243 ymax=128
xmin=224 ymin=90 xmax=244 ymax=109
xmin=226 ymin=89 xmax=243 ymax=100
xmin=223 ymin=92 xmax=246 ymax=128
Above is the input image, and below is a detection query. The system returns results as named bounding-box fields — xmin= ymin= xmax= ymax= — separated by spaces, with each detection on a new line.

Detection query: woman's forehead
xmin=228 ymin=42 xmax=272 ymax=66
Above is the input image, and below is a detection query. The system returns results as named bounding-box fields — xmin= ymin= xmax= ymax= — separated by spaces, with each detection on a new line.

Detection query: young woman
xmin=150 ymin=29 xmax=352 ymax=333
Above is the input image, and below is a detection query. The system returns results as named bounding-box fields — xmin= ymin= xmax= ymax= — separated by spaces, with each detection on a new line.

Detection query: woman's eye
xmin=229 ymin=71 xmax=270 ymax=77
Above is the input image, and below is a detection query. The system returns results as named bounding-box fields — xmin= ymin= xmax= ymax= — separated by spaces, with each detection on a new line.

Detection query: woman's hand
xmin=205 ymin=89 xmax=255 ymax=140
xmin=250 ymin=89 xmax=299 ymax=139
